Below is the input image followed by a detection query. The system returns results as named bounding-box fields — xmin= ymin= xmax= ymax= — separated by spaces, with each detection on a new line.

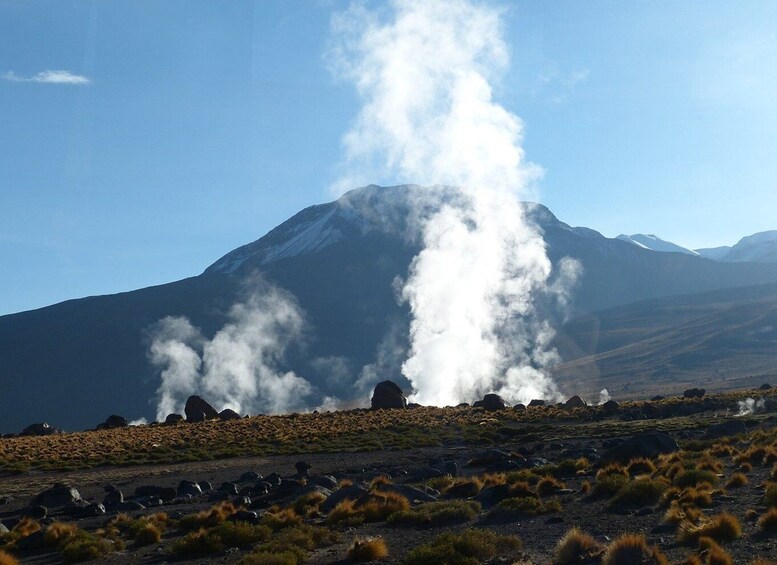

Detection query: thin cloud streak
xmin=3 ymin=70 xmax=91 ymax=85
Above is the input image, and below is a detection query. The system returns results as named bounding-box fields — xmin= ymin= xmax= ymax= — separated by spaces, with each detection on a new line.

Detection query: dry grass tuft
xmin=725 ymin=472 xmax=748 ymax=488
xmin=678 ymin=512 xmax=741 ymax=544
xmin=698 ymin=536 xmax=733 ymax=565
xmin=360 ymin=491 xmax=411 ymax=523
xmin=404 ymin=529 xmax=522 ymax=565
xmin=611 ymin=477 xmax=667 ymax=507
xmin=0 ymin=551 xmax=18 ymax=565
xmin=758 ymin=507 xmax=777 ymax=534
xmin=627 ymin=457 xmax=657 ymax=476
xmin=601 ymin=533 xmax=668 ymax=565
xmin=44 ymin=522 xmax=80 ymax=547
xmin=179 ymin=501 xmax=237 ymax=532
xmin=765 ymin=483 xmax=777 ymax=507
xmin=553 ymin=528 xmax=605 ymax=564
xmin=347 ymin=538 xmax=388 ymax=562
xmin=536 ymin=476 xmax=566 ymax=496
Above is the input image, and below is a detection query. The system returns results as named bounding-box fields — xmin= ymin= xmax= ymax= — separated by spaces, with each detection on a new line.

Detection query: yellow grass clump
xmin=553 ymin=528 xmax=604 ymax=564
xmin=347 ymin=537 xmax=388 ymax=562
xmin=601 ymin=534 xmax=668 ymax=565
xmin=678 ymin=512 xmax=741 ymax=544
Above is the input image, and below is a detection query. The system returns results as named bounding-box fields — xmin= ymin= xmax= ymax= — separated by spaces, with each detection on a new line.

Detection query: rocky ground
xmin=2 ymin=388 xmax=777 ymax=564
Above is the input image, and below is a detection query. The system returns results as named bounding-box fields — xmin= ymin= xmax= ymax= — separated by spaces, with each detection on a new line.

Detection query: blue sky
xmin=2 ymin=0 xmax=777 ymax=316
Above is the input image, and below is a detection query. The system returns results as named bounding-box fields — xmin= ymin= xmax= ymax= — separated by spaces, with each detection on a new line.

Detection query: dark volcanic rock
xmin=528 ymin=399 xmax=546 ymax=407
xmin=295 ymin=460 xmax=312 ymax=477
xmin=705 ymin=419 xmax=747 ymax=439
xmin=103 ymin=489 xmax=123 ymax=509
xmin=24 ymin=505 xmax=47 ymax=520
xmin=239 ymin=471 xmax=262 ymax=482
xmin=97 ymin=415 xmax=128 ymax=429
xmin=322 ymin=484 xmax=369 ymax=513
xmin=33 ymin=483 xmax=81 ymax=507
xmin=159 ymin=487 xmax=177 ymax=502
xmin=184 ymin=395 xmax=219 ymax=422
xmin=759 ymin=383 xmax=772 ymax=390
xmin=604 ymin=433 xmax=679 ymax=462
xmin=602 ymin=400 xmax=620 ymax=415
xmin=370 ymin=380 xmax=407 ymax=409
xmin=165 ymin=413 xmax=184 ymax=424
xmin=177 ymin=480 xmax=203 ymax=498
xmin=684 ymin=388 xmax=706 ymax=399
xmin=641 ymin=402 xmax=661 ymax=419
xmin=219 ymin=482 xmax=239 ymax=495
xmin=218 ymin=408 xmax=241 ymax=421
xmin=565 ymin=395 xmax=587 ymax=409
xmin=474 ymin=394 xmax=508 ymax=411
xmin=513 ymin=403 xmax=526 ymax=411
xmin=21 ymin=422 xmax=63 ymax=436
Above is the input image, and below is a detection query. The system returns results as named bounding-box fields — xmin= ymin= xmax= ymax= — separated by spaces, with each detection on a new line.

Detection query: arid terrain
xmin=2 ymin=387 xmax=777 ymax=564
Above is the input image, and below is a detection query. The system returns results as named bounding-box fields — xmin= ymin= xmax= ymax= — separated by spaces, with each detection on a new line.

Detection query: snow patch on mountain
xmin=616 ymin=234 xmax=699 ymax=256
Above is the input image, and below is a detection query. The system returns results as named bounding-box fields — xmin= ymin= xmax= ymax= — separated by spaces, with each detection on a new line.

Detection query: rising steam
xmin=148 ymin=282 xmax=312 ymax=421
xmin=330 ymin=0 xmax=577 ymax=405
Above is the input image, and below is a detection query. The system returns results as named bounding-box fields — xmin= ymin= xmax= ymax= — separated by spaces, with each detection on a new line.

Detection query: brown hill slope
xmin=553 ymin=282 xmax=777 ymax=399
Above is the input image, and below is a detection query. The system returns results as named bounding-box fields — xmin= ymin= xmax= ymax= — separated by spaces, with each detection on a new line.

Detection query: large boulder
xmin=218 ymin=409 xmax=241 ymax=421
xmin=473 ymin=394 xmax=508 ymax=411
xmin=601 ymin=400 xmax=620 ymax=416
xmin=165 ymin=413 xmax=184 ymax=424
xmin=603 ymin=433 xmax=679 ymax=463
xmin=565 ymin=395 xmax=587 ymax=409
xmin=32 ymin=483 xmax=81 ymax=507
xmin=97 ymin=415 xmax=128 ymax=430
xmin=20 ymin=422 xmax=63 ymax=436
xmin=684 ymin=388 xmax=705 ymax=399
xmin=370 ymin=380 xmax=407 ymax=410
xmin=185 ymin=395 xmax=219 ymax=422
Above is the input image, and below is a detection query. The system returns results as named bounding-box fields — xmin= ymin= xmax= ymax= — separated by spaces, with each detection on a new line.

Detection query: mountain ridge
xmin=4 ymin=184 xmax=777 ymax=432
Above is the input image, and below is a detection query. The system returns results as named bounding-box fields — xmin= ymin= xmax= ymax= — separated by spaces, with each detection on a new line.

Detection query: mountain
xmin=616 ymin=234 xmax=699 ymax=256
xmin=4 ymin=184 xmax=777 ymax=433
xmin=697 ymin=231 xmax=777 ymax=263
xmin=552 ymin=281 xmax=777 ymax=400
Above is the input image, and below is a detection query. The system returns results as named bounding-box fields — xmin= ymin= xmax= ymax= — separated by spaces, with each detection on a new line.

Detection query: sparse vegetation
xmin=348 ymin=537 xmax=388 ymax=562
xmin=403 ymin=529 xmax=522 ymax=565
xmin=388 ymin=500 xmax=480 ymax=525
xmin=3 ymin=386 xmax=777 ymax=565
xmin=171 ymin=522 xmax=272 ymax=557
xmin=601 ymin=534 xmax=668 ymax=565
xmin=554 ymin=528 xmax=605 ymax=564
xmin=758 ymin=507 xmax=777 ymax=534
xmin=725 ymin=472 xmax=748 ymax=488
xmin=678 ymin=512 xmax=741 ymax=544
xmin=611 ymin=477 xmax=667 ymax=507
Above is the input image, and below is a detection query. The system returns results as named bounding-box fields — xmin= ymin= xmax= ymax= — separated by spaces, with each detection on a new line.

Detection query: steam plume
xmin=149 ymin=281 xmax=312 ymax=421
xmin=330 ymin=0 xmax=575 ymax=405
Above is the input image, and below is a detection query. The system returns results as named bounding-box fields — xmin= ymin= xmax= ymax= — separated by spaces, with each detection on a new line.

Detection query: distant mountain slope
xmin=553 ymin=282 xmax=777 ymax=400
xmin=4 ymin=185 xmax=777 ymax=432
xmin=697 ymin=231 xmax=777 ymax=263
xmin=616 ymin=234 xmax=699 ymax=256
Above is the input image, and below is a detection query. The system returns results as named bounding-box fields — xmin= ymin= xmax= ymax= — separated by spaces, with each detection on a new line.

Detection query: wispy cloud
xmin=3 ymin=70 xmax=91 ymax=85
